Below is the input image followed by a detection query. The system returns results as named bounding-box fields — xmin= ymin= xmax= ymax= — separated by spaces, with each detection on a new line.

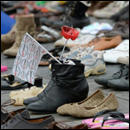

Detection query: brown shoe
xmin=1 ymin=25 xmax=16 ymax=52
xmin=84 ymin=36 xmax=122 ymax=51
xmin=46 ymin=122 xmax=101 ymax=129
xmin=57 ymin=89 xmax=105 ymax=115
xmin=68 ymin=93 xmax=118 ymax=118
xmin=3 ymin=14 xmax=36 ymax=57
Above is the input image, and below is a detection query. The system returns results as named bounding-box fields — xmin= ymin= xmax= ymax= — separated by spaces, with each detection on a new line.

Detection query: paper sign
xmin=12 ymin=33 xmax=47 ymax=85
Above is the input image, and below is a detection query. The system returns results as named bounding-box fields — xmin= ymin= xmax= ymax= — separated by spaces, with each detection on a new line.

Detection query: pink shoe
xmin=1 ymin=66 xmax=8 ymax=72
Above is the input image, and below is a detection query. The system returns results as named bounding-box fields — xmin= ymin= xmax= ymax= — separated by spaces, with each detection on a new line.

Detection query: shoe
xmin=107 ymin=74 xmax=129 ymax=91
xmin=93 ymin=1 xmax=129 ymax=18
xmin=87 ymin=1 xmax=113 ymax=16
xmin=1 ymin=25 xmax=16 ymax=52
xmin=117 ymin=56 xmax=129 ymax=65
xmin=3 ymin=14 xmax=36 ymax=57
xmin=52 ymin=2 xmax=90 ymax=29
xmin=111 ymin=5 xmax=129 ymax=22
xmin=35 ymin=25 xmax=61 ymax=43
xmin=1 ymin=77 xmax=43 ymax=90
xmin=1 ymin=99 xmax=30 ymax=124
xmin=81 ymin=51 xmax=106 ymax=77
xmin=57 ymin=89 xmax=105 ymax=115
xmin=46 ymin=122 xmax=90 ymax=129
xmin=95 ymin=65 xmax=129 ymax=86
xmin=10 ymin=86 xmax=46 ymax=106
xmin=84 ymin=36 xmax=122 ymax=51
xmin=1 ymin=1 xmax=17 ymax=15
xmin=67 ymin=93 xmax=118 ymax=118
xmin=54 ymin=34 xmax=96 ymax=49
xmin=1 ymin=112 xmax=54 ymax=129
xmin=24 ymin=60 xmax=89 ymax=113
xmin=81 ymin=23 xmax=113 ymax=35
xmin=83 ymin=111 xmax=129 ymax=129
xmin=104 ymin=40 xmax=129 ymax=63
xmin=104 ymin=21 xmax=129 ymax=39
xmin=1 ymin=74 xmax=14 ymax=84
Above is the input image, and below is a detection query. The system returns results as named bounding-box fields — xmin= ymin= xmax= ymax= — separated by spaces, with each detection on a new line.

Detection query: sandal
xmin=35 ymin=25 xmax=61 ymax=43
xmin=83 ymin=110 xmax=129 ymax=129
xmin=102 ymin=113 xmax=129 ymax=127
xmin=1 ymin=77 xmax=42 ymax=90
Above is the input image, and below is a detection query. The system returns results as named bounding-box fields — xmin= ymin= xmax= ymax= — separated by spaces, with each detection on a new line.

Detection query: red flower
xmin=61 ymin=26 xmax=79 ymax=40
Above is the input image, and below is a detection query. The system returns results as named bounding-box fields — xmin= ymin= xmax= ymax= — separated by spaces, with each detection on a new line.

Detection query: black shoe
xmin=1 ymin=110 xmax=54 ymax=129
xmin=52 ymin=1 xmax=91 ymax=29
xmin=95 ymin=65 xmax=129 ymax=86
xmin=1 ymin=99 xmax=30 ymax=124
xmin=24 ymin=60 xmax=89 ymax=113
xmin=111 ymin=5 xmax=129 ymax=22
xmin=24 ymin=59 xmax=82 ymax=106
xmin=107 ymin=74 xmax=129 ymax=91
xmin=1 ymin=1 xmax=17 ymax=15
xmin=1 ymin=77 xmax=42 ymax=90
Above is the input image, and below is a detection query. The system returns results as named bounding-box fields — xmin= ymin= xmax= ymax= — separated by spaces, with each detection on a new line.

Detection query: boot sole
xmin=85 ymin=64 xmax=106 ymax=77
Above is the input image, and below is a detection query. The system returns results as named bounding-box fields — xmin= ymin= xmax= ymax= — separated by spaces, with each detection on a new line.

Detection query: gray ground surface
xmin=1 ymin=17 xmax=129 ymax=126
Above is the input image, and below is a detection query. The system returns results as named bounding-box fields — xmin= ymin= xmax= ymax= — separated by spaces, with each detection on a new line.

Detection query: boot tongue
xmin=20 ymin=109 xmax=30 ymax=119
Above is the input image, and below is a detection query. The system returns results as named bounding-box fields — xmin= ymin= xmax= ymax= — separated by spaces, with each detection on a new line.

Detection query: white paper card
xmin=12 ymin=33 xmax=47 ymax=85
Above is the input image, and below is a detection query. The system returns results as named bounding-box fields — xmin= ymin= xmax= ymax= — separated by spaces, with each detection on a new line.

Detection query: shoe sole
xmin=85 ymin=64 xmax=106 ymax=77
xmin=108 ymin=82 xmax=129 ymax=91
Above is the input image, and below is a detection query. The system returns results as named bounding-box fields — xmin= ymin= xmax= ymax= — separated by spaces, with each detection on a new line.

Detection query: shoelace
xmin=1 ymin=99 xmax=16 ymax=127
xmin=113 ymin=65 xmax=129 ymax=78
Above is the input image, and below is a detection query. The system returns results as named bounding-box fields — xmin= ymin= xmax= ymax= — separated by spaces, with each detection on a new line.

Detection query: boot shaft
xmin=16 ymin=14 xmax=36 ymax=31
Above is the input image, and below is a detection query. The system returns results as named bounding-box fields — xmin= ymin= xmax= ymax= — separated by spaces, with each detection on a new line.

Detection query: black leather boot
xmin=52 ymin=1 xmax=91 ymax=29
xmin=24 ymin=61 xmax=89 ymax=113
xmin=24 ymin=59 xmax=81 ymax=106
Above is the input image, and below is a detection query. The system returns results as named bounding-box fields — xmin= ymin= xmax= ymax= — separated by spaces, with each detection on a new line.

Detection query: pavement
xmin=1 ymin=17 xmax=129 ymax=127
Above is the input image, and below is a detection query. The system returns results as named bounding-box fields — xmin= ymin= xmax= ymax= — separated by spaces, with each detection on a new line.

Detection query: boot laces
xmin=1 ymin=99 xmax=16 ymax=127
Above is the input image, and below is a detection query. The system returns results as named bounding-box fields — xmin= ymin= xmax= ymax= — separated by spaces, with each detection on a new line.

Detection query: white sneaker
xmin=104 ymin=40 xmax=129 ymax=63
xmin=81 ymin=51 xmax=106 ymax=77
xmin=54 ymin=34 xmax=96 ymax=48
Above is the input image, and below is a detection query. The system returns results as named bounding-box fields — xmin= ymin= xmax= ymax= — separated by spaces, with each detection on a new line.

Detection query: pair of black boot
xmin=24 ymin=59 xmax=89 ymax=113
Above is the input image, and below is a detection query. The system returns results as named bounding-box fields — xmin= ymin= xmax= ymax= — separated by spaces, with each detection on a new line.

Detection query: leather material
xmin=84 ymin=36 xmax=122 ymax=51
xmin=1 ymin=111 xmax=8 ymax=123
xmin=1 ymin=109 xmax=30 ymax=125
xmin=24 ymin=59 xmax=82 ymax=106
xmin=24 ymin=61 xmax=89 ymax=112
xmin=107 ymin=74 xmax=129 ymax=91
xmin=95 ymin=65 xmax=129 ymax=86
xmin=1 ymin=113 xmax=55 ymax=129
